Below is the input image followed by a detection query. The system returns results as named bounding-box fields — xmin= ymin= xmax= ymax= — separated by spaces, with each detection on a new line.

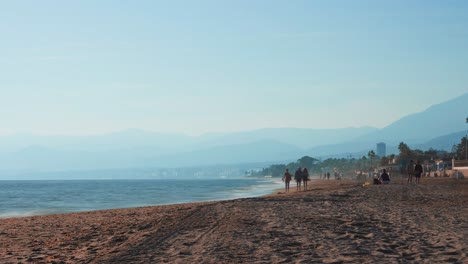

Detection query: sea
xmin=0 ymin=177 xmax=282 ymax=218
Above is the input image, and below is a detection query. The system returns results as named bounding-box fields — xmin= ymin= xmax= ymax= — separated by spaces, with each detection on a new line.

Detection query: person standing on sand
xmin=302 ymin=168 xmax=309 ymax=191
xmin=407 ymin=160 xmax=415 ymax=184
xmin=294 ymin=168 xmax=302 ymax=191
xmin=282 ymin=169 xmax=292 ymax=192
xmin=414 ymin=160 xmax=423 ymax=184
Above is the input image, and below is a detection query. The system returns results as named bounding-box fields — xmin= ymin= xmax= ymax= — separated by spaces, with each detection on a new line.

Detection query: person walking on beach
xmin=294 ymin=168 xmax=302 ymax=191
xmin=414 ymin=161 xmax=423 ymax=184
xmin=302 ymin=167 xmax=310 ymax=191
xmin=282 ymin=169 xmax=292 ymax=193
xmin=407 ymin=160 xmax=415 ymax=184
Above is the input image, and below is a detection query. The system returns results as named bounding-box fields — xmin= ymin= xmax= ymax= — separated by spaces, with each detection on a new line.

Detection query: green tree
xmin=422 ymin=148 xmax=438 ymax=161
xmin=398 ymin=142 xmax=412 ymax=160
xmin=456 ymin=136 xmax=468 ymax=160
xmin=367 ymin=150 xmax=376 ymax=166
xmin=270 ymin=164 xmax=287 ymax=177
xmin=286 ymin=161 xmax=299 ymax=170
xmin=297 ymin=156 xmax=319 ymax=168
xmin=413 ymin=149 xmax=424 ymax=161
xmin=379 ymin=156 xmax=390 ymax=166
xmin=451 ymin=145 xmax=458 ymax=158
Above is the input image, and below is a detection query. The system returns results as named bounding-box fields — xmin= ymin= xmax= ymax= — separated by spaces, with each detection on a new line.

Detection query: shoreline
xmin=1 ymin=178 xmax=466 ymax=263
xmin=0 ymin=177 xmax=283 ymax=219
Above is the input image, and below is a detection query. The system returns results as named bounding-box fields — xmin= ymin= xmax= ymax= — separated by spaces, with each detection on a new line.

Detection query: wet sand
xmin=0 ymin=178 xmax=466 ymax=263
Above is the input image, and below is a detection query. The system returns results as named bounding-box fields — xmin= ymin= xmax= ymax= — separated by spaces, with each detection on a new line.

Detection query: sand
xmin=0 ymin=178 xmax=466 ymax=263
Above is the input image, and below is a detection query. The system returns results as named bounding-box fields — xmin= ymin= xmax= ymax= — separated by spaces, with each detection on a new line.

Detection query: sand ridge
xmin=0 ymin=178 xmax=466 ymax=263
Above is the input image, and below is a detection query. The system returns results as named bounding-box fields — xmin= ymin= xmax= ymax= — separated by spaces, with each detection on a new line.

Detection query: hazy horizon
xmin=0 ymin=92 xmax=465 ymax=138
xmin=1 ymin=125 xmax=378 ymax=137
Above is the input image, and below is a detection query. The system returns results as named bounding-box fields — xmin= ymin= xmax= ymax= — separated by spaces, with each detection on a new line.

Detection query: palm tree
xmin=368 ymin=150 xmax=376 ymax=166
xmin=398 ymin=142 xmax=412 ymax=161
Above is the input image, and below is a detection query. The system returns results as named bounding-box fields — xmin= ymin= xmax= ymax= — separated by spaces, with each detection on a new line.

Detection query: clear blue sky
xmin=1 ymin=0 xmax=467 ymax=136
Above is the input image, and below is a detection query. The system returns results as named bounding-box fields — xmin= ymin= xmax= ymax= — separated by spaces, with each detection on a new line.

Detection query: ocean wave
xmin=0 ymin=209 xmax=62 ymax=218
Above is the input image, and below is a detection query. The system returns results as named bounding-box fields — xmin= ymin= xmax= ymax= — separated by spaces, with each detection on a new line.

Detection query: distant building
xmin=376 ymin=142 xmax=386 ymax=157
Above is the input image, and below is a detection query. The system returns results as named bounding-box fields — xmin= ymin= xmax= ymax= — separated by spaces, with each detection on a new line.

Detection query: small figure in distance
xmin=379 ymin=169 xmax=390 ymax=184
xmin=407 ymin=160 xmax=415 ymax=184
xmin=327 ymin=172 xmax=330 ymax=180
xmin=414 ymin=160 xmax=423 ymax=184
xmin=294 ymin=167 xmax=302 ymax=191
xmin=282 ymin=168 xmax=292 ymax=193
xmin=302 ymin=167 xmax=309 ymax=191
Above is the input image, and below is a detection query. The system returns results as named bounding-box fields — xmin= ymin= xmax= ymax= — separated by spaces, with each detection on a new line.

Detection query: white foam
xmin=0 ymin=209 xmax=61 ymax=218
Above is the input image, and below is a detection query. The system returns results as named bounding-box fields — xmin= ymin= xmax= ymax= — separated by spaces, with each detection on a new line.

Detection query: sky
xmin=0 ymin=0 xmax=467 ymax=136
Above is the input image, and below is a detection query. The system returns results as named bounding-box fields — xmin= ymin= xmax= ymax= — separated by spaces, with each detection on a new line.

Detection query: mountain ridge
xmin=355 ymin=92 xmax=468 ymax=144
xmin=0 ymin=93 xmax=467 ymax=174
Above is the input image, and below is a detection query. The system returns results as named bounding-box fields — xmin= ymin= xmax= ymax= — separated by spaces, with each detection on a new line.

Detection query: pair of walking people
xmin=282 ymin=167 xmax=309 ymax=192
xmin=407 ymin=160 xmax=423 ymax=184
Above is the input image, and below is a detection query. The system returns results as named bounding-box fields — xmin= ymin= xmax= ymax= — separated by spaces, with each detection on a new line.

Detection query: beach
xmin=0 ymin=178 xmax=466 ymax=263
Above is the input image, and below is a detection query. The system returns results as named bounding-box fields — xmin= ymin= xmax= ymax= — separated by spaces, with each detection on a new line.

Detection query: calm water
xmin=0 ymin=178 xmax=282 ymax=218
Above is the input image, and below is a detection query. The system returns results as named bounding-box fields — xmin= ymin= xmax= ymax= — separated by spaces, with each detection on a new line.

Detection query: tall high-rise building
xmin=376 ymin=142 xmax=386 ymax=157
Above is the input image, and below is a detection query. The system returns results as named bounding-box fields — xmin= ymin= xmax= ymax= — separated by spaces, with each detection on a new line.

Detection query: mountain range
xmin=0 ymin=93 xmax=467 ymax=175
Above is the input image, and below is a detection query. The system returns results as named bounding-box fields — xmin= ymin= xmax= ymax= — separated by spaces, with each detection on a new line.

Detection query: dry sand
xmin=0 ymin=178 xmax=466 ymax=263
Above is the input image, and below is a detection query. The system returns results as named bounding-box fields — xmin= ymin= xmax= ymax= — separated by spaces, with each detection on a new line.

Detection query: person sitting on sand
xmin=407 ymin=160 xmax=415 ymax=184
xmin=302 ymin=168 xmax=309 ymax=191
xmin=282 ymin=169 xmax=292 ymax=192
xmin=373 ymin=175 xmax=382 ymax=185
xmin=294 ymin=168 xmax=302 ymax=191
xmin=379 ymin=169 xmax=390 ymax=184
xmin=414 ymin=161 xmax=423 ymax=184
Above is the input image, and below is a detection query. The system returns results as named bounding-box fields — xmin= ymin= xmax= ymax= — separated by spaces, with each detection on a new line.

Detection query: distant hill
xmin=0 ymin=127 xmax=377 ymax=172
xmin=281 ymin=93 xmax=468 ymax=158
xmin=193 ymin=127 xmax=378 ymax=149
xmin=155 ymin=139 xmax=304 ymax=167
xmin=0 ymin=93 xmax=466 ymax=175
xmin=0 ymin=129 xmax=192 ymax=153
xmin=304 ymin=141 xmax=375 ymax=158
xmin=0 ymin=140 xmax=303 ymax=172
xmin=417 ymin=130 xmax=468 ymax=151
xmin=356 ymin=93 xmax=468 ymax=144
xmin=0 ymin=127 xmax=377 ymax=153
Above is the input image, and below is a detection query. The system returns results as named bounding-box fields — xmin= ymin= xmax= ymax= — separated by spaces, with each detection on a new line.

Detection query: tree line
xmin=249 ymin=137 xmax=468 ymax=178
